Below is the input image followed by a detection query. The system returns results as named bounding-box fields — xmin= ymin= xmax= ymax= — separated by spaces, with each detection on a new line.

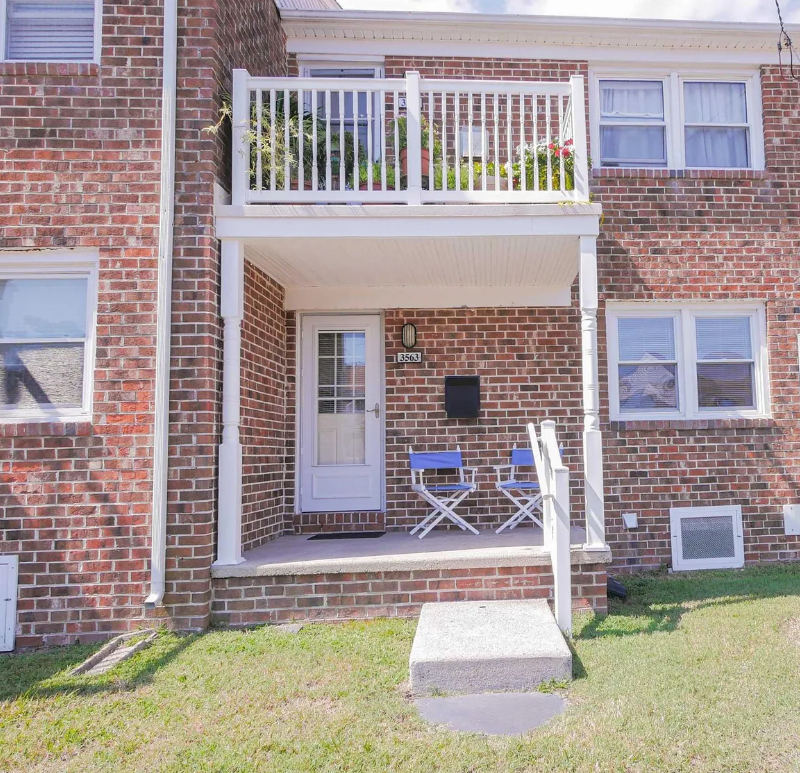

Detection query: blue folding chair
xmin=408 ymin=447 xmax=479 ymax=539
xmin=494 ymin=447 xmax=544 ymax=534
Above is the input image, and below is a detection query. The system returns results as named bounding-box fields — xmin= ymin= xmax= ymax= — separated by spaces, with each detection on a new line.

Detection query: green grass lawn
xmin=2 ymin=566 xmax=800 ymax=773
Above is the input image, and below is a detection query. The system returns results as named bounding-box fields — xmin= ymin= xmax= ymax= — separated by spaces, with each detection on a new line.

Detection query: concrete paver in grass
xmin=415 ymin=692 xmax=566 ymax=736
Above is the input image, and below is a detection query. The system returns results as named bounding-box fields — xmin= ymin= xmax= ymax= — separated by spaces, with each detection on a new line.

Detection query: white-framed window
xmin=0 ymin=252 xmax=98 ymax=422
xmin=591 ymin=70 xmax=764 ymax=170
xmin=1 ymin=0 xmax=102 ymax=63
xmin=606 ymin=303 xmax=770 ymax=421
xmin=300 ymin=61 xmax=385 ymax=160
xmin=598 ymin=79 xmax=668 ymax=168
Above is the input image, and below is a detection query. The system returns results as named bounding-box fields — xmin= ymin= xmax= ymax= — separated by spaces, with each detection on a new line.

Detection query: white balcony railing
xmin=230 ymin=69 xmax=589 ymax=206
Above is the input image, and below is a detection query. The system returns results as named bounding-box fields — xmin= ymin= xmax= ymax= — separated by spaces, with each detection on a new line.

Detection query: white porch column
xmin=214 ymin=239 xmax=246 ymax=566
xmin=579 ymin=235 xmax=606 ymax=549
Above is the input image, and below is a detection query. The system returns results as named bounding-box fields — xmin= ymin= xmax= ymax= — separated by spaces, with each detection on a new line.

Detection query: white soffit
xmin=244 ymin=235 xmax=578 ymax=310
xmin=281 ymin=11 xmax=790 ymax=64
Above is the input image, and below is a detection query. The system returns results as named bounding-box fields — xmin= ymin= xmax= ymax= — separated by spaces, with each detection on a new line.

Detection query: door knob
xmin=366 ymin=402 xmax=380 ymax=419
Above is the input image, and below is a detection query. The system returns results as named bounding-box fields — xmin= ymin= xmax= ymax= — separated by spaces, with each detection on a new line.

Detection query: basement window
xmin=0 ymin=253 xmax=98 ymax=422
xmin=607 ymin=303 xmax=770 ymax=421
xmin=670 ymin=505 xmax=745 ymax=571
xmin=2 ymin=0 xmax=101 ymax=62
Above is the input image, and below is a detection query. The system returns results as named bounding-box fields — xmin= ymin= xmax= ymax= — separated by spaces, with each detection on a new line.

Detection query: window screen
xmin=599 ymin=80 xmax=667 ymax=167
xmin=0 ymin=277 xmax=89 ymax=411
xmin=695 ymin=316 xmax=755 ymax=409
xmin=684 ymin=82 xmax=750 ymax=169
xmin=617 ymin=316 xmax=679 ymax=413
xmin=5 ymin=0 xmax=96 ymax=61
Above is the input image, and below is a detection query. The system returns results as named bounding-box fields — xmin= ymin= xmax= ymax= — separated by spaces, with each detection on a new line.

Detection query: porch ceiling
xmin=219 ymin=203 xmax=602 ymax=310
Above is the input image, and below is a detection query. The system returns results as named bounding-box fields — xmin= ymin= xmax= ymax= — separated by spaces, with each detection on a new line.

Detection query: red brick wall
xmin=165 ymin=0 xmax=289 ymax=632
xmin=210 ymin=561 xmax=608 ymax=626
xmin=0 ymin=0 xmax=288 ymax=648
xmin=596 ymin=66 xmax=800 ymax=571
xmin=241 ymin=262 xmax=288 ymax=551
xmin=0 ymin=2 xmax=166 ymax=648
xmin=284 ymin=307 xmax=586 ymax=534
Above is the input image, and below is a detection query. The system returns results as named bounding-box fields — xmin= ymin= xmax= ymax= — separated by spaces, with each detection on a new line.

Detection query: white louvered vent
xmin=670 ymin=505 xmax=744 ymax=571
xmin=5 ymin=0 xmax=95 ymax=61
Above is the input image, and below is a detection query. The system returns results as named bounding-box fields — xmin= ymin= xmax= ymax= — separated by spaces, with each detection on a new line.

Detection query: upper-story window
xmin=302 ymin=64 xmax=384 ymax=156
xmin=2 ymin=0 xmax=101 ymax=62
xmin=599 ymin=80 xmax=667 ymax=168
xmin=0 ymin=253 xmax=98 ymax=422
xmin=593 ymin=71 xmax=763 ymax=170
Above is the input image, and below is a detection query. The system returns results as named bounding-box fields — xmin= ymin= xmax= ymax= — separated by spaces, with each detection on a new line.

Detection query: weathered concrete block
xmin=409 ymin=600 xmax=571 ymax=696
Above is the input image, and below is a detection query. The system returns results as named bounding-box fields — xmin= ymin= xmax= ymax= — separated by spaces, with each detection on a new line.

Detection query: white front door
xmin=300 ymin=314 xmax=383 ymax=513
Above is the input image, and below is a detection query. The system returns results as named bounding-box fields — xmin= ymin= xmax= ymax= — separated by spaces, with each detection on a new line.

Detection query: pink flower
xmin=565 ymin=138 xmax=574 ymax=146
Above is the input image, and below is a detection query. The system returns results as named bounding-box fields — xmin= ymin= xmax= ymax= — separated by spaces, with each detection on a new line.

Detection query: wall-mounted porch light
xmin=401 ymin=323 xmax=417 ymax=350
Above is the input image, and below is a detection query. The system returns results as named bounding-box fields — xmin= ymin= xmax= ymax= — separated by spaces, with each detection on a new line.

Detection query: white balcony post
xmin=570 ymin=75 xmax=590 ymax=202
xmin=579 ymin=235 xmax=606 ymax=550
xmin=405 ymin=71 xmax=423 ymax=205
xmin=214 ymin=239 xmax=245 ymax=566
xmin=231 ymin=69 xmax=250 ymax=207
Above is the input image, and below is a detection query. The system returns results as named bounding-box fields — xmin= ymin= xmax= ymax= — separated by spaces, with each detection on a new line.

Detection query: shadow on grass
xmin=576 ymin=563 xmax=800 ymax=642
xmin=0 ymin=632 xmax=196 ymax=702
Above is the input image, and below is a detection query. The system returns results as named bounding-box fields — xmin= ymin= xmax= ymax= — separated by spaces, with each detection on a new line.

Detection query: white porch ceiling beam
xmin=285 ymin=285 xmax=572 ymax=311
xmin=215 ymin=204 xmax=601 ymax=241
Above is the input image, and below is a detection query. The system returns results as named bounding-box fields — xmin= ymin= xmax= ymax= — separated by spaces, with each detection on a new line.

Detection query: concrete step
xmin=409 ymin=600 xmax=572 ymax=696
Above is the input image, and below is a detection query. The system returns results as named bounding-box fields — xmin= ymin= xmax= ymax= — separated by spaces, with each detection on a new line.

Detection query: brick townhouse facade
xmin=1 ymin=0 xmax=799 ymax=649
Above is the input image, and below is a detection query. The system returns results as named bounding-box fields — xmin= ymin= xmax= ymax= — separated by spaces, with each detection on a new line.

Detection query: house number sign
xmin=396 ymin=351 xmax=423 ymax=364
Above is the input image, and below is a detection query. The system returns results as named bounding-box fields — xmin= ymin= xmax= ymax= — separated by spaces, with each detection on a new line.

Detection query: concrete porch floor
xmin=212 ymin=526 xmax=611 ymax=579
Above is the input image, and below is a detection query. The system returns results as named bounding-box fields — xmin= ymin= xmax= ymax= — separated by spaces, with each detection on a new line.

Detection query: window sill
xmin=0 ymin=412 xmax=92 ymax=425
xmin=593 ymin=167 xmax=768 ymax=180
xmin=0 ymin=61 xmax=99 ymax=77
xmin=609 ymin=414 xmax=774 ymax=431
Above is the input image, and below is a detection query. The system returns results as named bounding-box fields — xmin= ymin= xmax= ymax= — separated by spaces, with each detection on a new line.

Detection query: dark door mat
xmin=307 ymin=531 xmax=386 ymax=541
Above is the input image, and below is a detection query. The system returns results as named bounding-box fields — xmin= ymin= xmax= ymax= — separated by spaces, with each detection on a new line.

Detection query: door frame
xmin=295 ymin=311 xmax=386 ymax=514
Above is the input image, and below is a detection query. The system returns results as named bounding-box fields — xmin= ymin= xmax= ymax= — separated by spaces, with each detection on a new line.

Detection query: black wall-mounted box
xmin=444 ymin=376 xmax=480 ymax=419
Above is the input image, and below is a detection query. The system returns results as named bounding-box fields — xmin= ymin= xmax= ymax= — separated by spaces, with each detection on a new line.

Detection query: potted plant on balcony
xmin=392 ymin=114 xmax=434 ymax=179
xmin=355 ymin=161 xmax=398 ymax=192
xmin=512 ymin=138 xmax=576 ymax=192
xmin=204 ymin=91 xmax=330 ymax=191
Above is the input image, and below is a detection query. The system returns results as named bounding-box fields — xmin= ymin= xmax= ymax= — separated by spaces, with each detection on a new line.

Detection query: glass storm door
xmin=300 ymin=315 xmax=382 ymax=513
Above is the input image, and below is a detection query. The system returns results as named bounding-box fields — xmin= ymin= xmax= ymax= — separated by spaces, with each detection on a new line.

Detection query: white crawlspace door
xmin=300 ymin=315 xmax=383 ymax=513
xmin=0 ymin=555 xmax=18 ymax=652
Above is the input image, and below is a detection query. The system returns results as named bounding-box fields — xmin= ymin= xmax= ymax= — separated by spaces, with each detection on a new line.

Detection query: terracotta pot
xmin=476 ymin=175 xmax=510 ymax=192
xmin=400 ymin=148 xmax=430 ymax=178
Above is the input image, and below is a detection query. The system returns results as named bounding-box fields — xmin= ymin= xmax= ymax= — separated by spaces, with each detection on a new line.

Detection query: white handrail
xmin=528 ymin=420 xmax=572 ymax=636
xmin=230 ymin=70 xmax=589 ymax=206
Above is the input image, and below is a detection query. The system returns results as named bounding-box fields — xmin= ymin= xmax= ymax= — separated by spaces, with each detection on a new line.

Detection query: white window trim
xmin=590 ymin=67 xmax=765 ymax=171
xmin=606 ymin=302 xmax=770 ymax=421
xmin=300 ymin=61 xmax=386 ymax=161
xmin=298 ymin=59 xmax=385 ymax=77
xmin=1 ymin=0 xmax=102 ymax=64
xmin=670 ymin=505 xmax=745 ymax=571
xmin=0 ymin=251 xmax=99 ymax=423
